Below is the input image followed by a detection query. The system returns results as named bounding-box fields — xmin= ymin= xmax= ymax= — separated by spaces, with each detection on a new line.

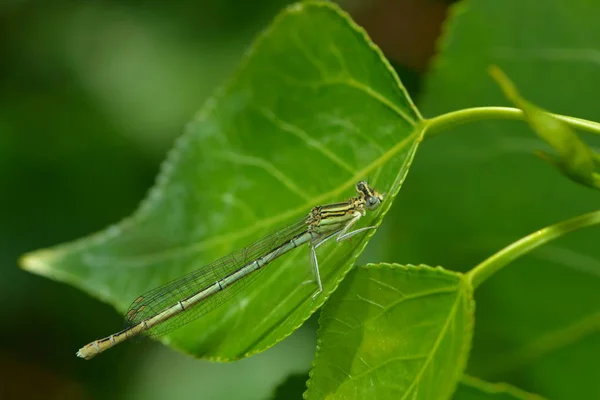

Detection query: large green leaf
xmin=306 ymin=264 xmax=474 ymax=400
xmin=20 ymin=2 xmax=422 ymax=360
xmin=383 ymin=0 xmax=600 ymax=398
xmin=454 ymin=376 xmax=547 ymax=400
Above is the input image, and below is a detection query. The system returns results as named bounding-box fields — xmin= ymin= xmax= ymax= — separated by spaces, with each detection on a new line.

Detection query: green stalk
xmin=467 ymin=210 xmax=600 ymax=288
xmin=423 ymin=106 xmax=600 ymax=138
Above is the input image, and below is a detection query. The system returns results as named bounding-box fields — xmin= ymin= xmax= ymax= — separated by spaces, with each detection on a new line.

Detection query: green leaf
xmin=454 ymin=375 xmax=547 ymax=400
xmin=20 ymin=1 xmax=422 ymax=360
xmin=384 ymin=0 xmax=600 ymax=398
xmin=306 ymin=264 xmax=474 ymax=400
xmin=489 ymin=65 xmax=600 ymax=189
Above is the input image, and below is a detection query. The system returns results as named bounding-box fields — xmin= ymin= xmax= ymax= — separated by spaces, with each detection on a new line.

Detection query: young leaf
xmin=306 ymin=264 xmax=474 ymax=400
xmin=454 ymin=375 xmax=547 ymax=400
xmin=489 ymin=65 xmax=600 ymax=189
xmin=20 ymin=1 xmax=422 ymax=360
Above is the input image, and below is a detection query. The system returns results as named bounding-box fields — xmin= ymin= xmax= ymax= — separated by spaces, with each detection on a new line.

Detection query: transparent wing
xmin=124 ymin=216 xmax=310 ymax=338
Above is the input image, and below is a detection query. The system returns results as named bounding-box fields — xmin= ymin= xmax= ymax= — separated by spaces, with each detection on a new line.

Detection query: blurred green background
xmin=4 ymin=0 xmax=599 ymax=399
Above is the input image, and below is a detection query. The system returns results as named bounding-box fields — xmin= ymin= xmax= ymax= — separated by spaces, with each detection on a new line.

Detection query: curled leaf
xmin=489 ymin=65 xmax=600 ymax=189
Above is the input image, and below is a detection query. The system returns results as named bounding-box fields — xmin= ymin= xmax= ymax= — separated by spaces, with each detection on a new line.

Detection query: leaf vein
xmin=320 ymin=78 xmax=417 ymax=126
xmin=367 ymin=276 xmax=407 ymax=296
xmin=68 ymin=130 xmax=420 ymax=268
xmin=354 ymin=293 xmax=385 ymax=309
xmin=339 ymin=354 xmax=429 ymax=388
xmin=399 ymin=290 xmax=463 ymax=400
xmin=216 ymin=151 xmax=311 ymax=201
xmin=260 ymin=108 xmax=357 ymax=175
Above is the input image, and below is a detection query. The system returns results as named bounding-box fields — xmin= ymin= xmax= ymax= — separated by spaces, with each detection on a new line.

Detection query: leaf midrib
xmin=323 ymin=282 xmax=462 ymax=398
xmin=50 ymin=129 xmax=421 ymax=268
xmin=399 ymin=287 xmax=463 ymax=400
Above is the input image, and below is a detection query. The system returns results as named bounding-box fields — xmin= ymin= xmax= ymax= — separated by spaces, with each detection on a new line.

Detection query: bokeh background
xmin=4 ymin=0 xmax=599 ymax=399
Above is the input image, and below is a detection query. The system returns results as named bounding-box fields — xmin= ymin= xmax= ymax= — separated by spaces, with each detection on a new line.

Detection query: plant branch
xmin=423 ymin=107 xmax=600 ymax=139
xmin=467 ymin=210 xmax=600 ymax=289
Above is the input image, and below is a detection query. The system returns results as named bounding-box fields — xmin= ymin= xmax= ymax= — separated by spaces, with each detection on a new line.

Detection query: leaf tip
xmin=19 ymin=249 xmax=57 ymax=275
xmin=488 ymin=65 xmax=522 ymax=106
xmin=489 ymin=66 xmax=600 ymax=190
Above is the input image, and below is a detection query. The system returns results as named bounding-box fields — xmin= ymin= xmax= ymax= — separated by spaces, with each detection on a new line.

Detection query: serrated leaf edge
xmin=305 ymin=263 xmax=474 ymax=400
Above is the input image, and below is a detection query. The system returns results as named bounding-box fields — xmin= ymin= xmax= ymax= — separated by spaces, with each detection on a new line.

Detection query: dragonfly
xmin=77 ymin=181 xmax=383 ymax=359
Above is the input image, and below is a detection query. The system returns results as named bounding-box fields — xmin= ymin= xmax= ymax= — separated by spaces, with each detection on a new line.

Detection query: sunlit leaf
xmin=20 ymin=1 xmax=422 ymax=360
xmin=306 ymin=264 xmax=474 ymax=400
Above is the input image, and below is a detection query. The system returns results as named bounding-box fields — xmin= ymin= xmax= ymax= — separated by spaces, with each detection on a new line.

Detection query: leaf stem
xmin=423 ymin=107 xmax=600 ymax=138
xmin=467 ymin=210 xmax=600 ymax=289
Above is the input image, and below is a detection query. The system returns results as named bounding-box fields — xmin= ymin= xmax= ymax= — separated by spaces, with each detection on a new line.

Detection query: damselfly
xmin=77 ymin=181 xmax=383 ymax=359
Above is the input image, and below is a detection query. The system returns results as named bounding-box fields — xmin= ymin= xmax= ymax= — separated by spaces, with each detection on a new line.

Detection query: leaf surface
xmin=306 ymin=264 xmax=474 ymax=400
xmin=21 ymin=2 xmax=422 ymax=360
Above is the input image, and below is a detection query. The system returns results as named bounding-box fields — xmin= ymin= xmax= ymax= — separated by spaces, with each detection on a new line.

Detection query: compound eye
xmin=366 ymin=196 xmax=380 ymax=210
